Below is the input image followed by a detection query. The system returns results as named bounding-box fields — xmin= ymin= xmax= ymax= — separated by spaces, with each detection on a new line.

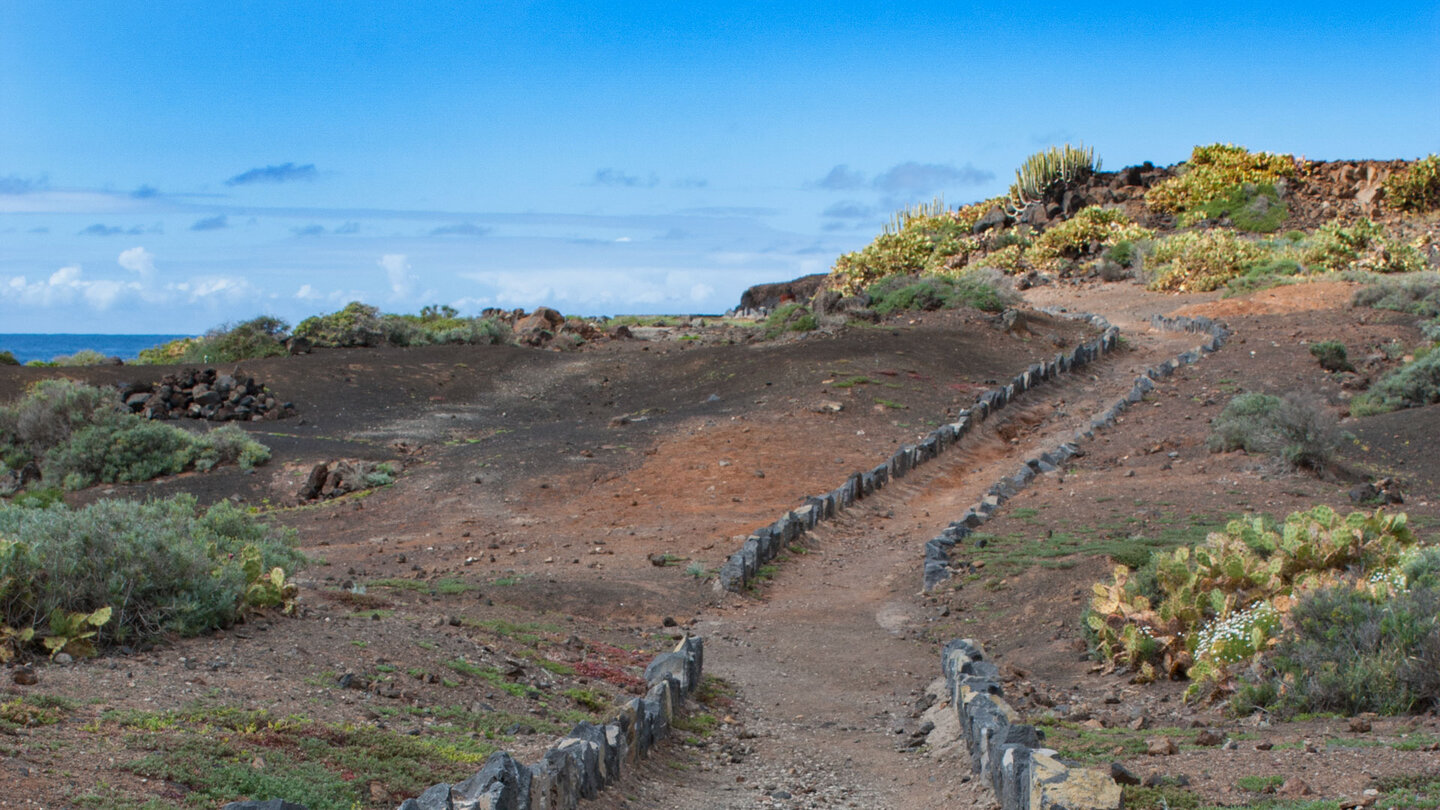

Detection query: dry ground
xmin=2 ymin=282 xmax=1439 ymax=809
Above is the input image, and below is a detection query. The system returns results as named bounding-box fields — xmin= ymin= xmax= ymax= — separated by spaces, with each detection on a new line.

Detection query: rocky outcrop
xmin=118 ymin=368 xmax=295 ymax=422
xmin=737 ymin=273 xmax=827 ymax=312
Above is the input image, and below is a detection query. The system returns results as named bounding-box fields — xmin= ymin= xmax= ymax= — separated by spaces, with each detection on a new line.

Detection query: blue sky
xmin=2 ymin=1 xmax=1437 ymax=333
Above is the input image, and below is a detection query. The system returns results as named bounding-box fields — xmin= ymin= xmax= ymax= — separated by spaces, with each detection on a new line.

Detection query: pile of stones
xmin=119 ymin=368 xmax=295 ymax=422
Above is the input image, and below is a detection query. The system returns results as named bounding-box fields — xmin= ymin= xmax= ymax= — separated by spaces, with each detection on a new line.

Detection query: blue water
xmin=0 ymin=334 xmax=194 ymax=364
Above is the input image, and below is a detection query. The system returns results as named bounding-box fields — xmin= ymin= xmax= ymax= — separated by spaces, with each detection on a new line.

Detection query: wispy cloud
xmin=813 ymin=165 xmax=866 ymax=190
xmin=821 ymin=201 xmax=875 ymax=220
xmin=130 ymin=185 xmax=159 ymax=199
xmin=429 ymin=222 xmax=491 ymax=237
xmin=117 ymin=246 xmax=156 ymax=280
xmin=0 ymin=174 xmax=49 ymax=195
xmin=333 ymin=221 xmax=360 ymax=234
xmin=190 ymin=214 xmax=229 ymax=231
xmin=78 ymin=223 xmax=142 ymax=236
xmin=671 ymin=177 xmax=708 ymax=189
xmin=872 ymin=161 xmax=993 ymax=193
xmin=225 ymin=162 xmax=318 ymax=186
xmin=590 ymin=168 xmax=659 ymax=188
xmin=292 ymin=224 xmax=326 ymax=237
xmin=379 ymin=254 xmax=416 ymax=298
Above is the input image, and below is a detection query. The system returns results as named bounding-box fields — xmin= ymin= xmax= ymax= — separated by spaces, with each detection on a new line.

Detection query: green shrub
xmin=0 ymin=352 xmax=17 ymax=366
xmin=0 ymin=380 xmax=270 ymax=490
xmin=1146 ymin=143 xmax=1298 ymax=213
xmin=1146 ymin=230 xmax=1271 ymax=292
xmin=1350 ymin=348 xmax=1440 ymax=416
xmin=42 ymin=349 xmax=112 ymax=367
xmin=1024 ymin=206 xmax=1154 ymax=270
xmin=1309 ymin=340 xmax=1354 ymax=372
xmin=865 ymin=270 xmax=1019 ymax=315
xmin=290 ymin=302 xmax=511 ymax=349
xmin=1103 ymin=240 xmax=1137 ymax=268
xmin=1007 ymin=143 xmax=1100 ymax=208
xmin=1185 ymin=182 xmax=1288 ymax=233
xmin=1208 ymin=392 xmax=1343 ymax=472
xmin=1234 ymin=584 xmax=1440 ymax=717
xmin=1222 ymin=257 xmax=1304 ymax=297
xmin=1353 ymin=272 xmax=1440 ymax=320
xmin=137 ymin=317 xmax=289 ymax=365
xmin=762 ymin=303 xmax=818 ymax=338
xmin=1384 ymin=154 xmax=1440 ymax=212
xmin=0 ymin=495 xmax=303 ymax=649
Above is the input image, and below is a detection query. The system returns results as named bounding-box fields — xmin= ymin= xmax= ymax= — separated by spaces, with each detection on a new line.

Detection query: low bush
xmin=865 ymin=270 xmax=1019 ymax=315
xmin=1309 ymin=339 xmax=1354 ymax=372
xmin=28 ymin=349 xmax=112 ymax=367
xmin=1145 ymin=143 xmax=1297 ymax=213
xmin=1024 ymin=207 xmax=1153 ymax=270
xmin=1146 ymin=230 xmax=1270 ymax=292
xmin=1233 ymin=583 xmax=1440 ymax=717
xmin=0 ymin=494 xmax=303 ymax=656
xmin=762 ymin=303 xmax=818 ymax=338
xmin=1353 ymin=272 xmax=1440 ymax=320
xmin=0 ymin=379 xmax=270 ymax=490
xmin=1350 ymin=348 xmax=1440 ymax=416
xmin=1184 ymin=182 xmax=1288 ymax=233
xmin=0 ymin=352 xmax=17 ymax=366
xmin=1208 ymin=391 xmax=1344 ymax=473
xmin=1384 ymin=154 xmax=1440 ymax=213
xmin=1301 ymin=218 xmax=1425 ymax=275
xmin=1222 ymin=256 xmax=1304 ymax=297
xmin=293 ymin=302 xmax=511 ymax=349
xmin=139 ymin=316 xmax=288 ymax=365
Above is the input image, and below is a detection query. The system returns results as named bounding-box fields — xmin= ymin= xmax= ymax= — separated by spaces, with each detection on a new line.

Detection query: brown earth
xmin=3 ymin=280 xmax=1440 ymax=810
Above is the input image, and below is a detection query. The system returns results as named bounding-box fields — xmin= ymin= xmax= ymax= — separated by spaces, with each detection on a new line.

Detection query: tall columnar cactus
xmin=1007 ymin=143 xmax=1100 ymax=211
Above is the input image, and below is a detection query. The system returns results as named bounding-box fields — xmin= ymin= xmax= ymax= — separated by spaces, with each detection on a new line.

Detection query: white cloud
xmin=117 ymin=246 xmax=157 ymax=281
xmin=379 ymin=253 xmax=415 ymax=299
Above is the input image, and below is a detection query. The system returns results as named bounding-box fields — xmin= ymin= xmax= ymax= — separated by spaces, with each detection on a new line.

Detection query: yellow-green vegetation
xmin=1384 ymin=154 xmax=1440 ymax=212
xmin=1007 ymin=143 xmax=1100 ymax=210
xmin=22 ymin=349 xmax=115 ymax=368
xmin=0 ymin=378 xmax=270 ymax=490
xmin=1146 ymin=230 xmax=1269 ymax=292
xmin=138 ymin=316 xmax=289 ymax=365
xmin=1084 ymin=506 xmax=1428 ymax=709
xmin=1182 ymin=182 xmax=1288 ymax=233
xmin=829 ymin=208 xmax=983 ymax=296
xmin=1145 ymin=143 xmax=1298 ymax=213
xmin=0 ymin=494 xmax=302 ymax=659
xmin=1024 ymin=206 xmax=1154 ymax=271
xmin=1300 ymin=218 xmax=1425 ymax=275
xmin=1349 ymin=274 xmax=1440 ymax=415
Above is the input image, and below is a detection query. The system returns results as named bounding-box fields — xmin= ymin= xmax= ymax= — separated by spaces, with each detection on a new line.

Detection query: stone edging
xmin=921 ymin=311 xmax=1230 ymax=591
xmin=941 ymin=638 xmax=1122 ymax=809
xmin=324 ymin=636 xmax=704 ymax=810
xmin=716 ymin=318 xmax=1125 ymax=592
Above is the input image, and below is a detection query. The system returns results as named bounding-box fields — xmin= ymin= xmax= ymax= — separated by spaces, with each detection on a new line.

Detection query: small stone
xmin=1348 ymin=717 xmax=1372 ymax=733
xmin=53 ymin=652 xmax=73 ymax=665
xmin=1109 ymin=761 xmax=1140 ymax=785
xmin=1146 ymin=736 xmax=1178 ymax=756
xmin=1255 ymin=741 xmax=1273 ymax=751
xmin=1195 ymin=728 xmax=1224 ymax=746
xmin=1278 ymin=777 xmax=1313 ymax=797
xmin=662 ymin=616 xmax=678 ymax=627
xmin=12 ymin=666 xmax=37 ymax=686
xmin=1128 ymin=715 xmax=1148 ymax=731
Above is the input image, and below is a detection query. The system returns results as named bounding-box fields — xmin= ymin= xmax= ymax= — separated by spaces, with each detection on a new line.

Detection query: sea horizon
xmin=0 ymin=333 xmax=194 ymax=364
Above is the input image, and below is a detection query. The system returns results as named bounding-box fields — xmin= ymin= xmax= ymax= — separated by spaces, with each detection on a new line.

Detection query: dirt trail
xmin=593 ymin=301 xmax=1204 ymax=809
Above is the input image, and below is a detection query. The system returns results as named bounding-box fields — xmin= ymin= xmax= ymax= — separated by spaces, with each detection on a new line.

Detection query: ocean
xmin=0 ymin=334 xmax=194 ymax=365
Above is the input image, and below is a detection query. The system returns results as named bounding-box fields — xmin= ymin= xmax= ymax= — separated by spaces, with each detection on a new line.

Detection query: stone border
xmin=921 ymin=311 xmax=1230 ymax=591
xmin=717 ymin=318 xmax=1124 ymax=592
xmin=225 ymin=637 xmax=705 ymax=810
xmin=942 ymin=638 xmax=1122 ymax=810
